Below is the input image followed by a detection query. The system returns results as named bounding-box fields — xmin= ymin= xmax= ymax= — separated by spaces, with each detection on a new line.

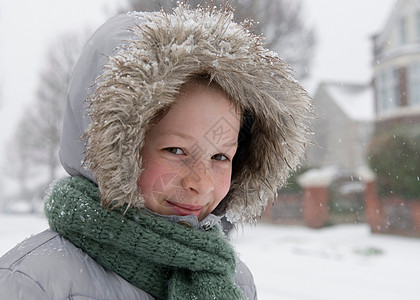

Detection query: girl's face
xmin=137 ymin=83 xmax=241 ymax=221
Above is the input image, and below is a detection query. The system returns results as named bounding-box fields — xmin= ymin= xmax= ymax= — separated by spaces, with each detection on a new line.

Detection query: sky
xmin=0 ymin=0 xmax=122 ymax=141
xmin=0 ymin=0 xmax=397 ymax=181
xmin=301 ymin=0 xmax=396 ymax=90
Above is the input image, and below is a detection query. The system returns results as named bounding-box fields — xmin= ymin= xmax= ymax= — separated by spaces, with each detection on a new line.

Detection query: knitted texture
xmin=44 ymin=176 xmax=243 ymax=300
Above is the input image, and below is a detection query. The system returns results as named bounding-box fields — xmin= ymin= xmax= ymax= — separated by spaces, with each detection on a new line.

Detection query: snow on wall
xmin=297 ymin=166 xmax=340 ymax=187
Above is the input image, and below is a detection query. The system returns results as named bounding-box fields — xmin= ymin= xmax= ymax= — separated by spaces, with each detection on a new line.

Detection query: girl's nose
xmin=181 ymin=162 xmax=214 ymax=195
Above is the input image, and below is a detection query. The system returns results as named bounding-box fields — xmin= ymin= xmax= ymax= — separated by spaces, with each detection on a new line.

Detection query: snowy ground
xmin=1 ymin=214 xmax=419 ymax=300
xmin=231 ymin=223 xmax=420 ymax=300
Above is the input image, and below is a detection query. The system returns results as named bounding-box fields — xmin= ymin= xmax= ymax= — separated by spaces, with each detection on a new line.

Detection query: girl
xmin=0 ymin=3 xmax=310 ymax=299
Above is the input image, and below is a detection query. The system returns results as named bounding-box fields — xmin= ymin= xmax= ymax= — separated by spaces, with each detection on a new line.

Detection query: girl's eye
xmin=165 ymin=147 xmax=184 ymax=155
xmin=212 ymin=153 xmax=229 ymax=161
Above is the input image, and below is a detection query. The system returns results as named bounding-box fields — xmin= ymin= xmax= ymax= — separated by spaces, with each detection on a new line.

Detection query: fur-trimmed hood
xmin=59 ymin=4 xmax=311 ymax=223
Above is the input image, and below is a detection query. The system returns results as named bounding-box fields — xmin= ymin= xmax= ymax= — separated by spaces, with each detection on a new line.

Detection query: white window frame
xmin=409 ymin=62 xmax=420 ymax=106
xmin=400 ymin=17 xmax=407 ymax=45
xmin=416 ymin=11 xmax=420 ymax=41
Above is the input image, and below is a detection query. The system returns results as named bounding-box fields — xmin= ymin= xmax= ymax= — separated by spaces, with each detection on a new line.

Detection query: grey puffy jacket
xmin=0 ymin=3 xmax=310 ymax=299
xmin=0 ymin=229 xmax=257 ymax=299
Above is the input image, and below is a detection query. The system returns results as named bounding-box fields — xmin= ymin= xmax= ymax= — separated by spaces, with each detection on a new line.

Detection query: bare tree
xmin=5 ymin=115 xmax=37 ymax=201
xmin=124 ymin=0 xmax=316 ymax=79
xmin=5 ymin=31 xmax=87 ymax=201
xmin=30 ymin=33 xmax=85 ymax=181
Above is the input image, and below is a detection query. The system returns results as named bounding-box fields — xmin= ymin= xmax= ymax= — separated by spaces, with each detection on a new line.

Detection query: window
xmin=376 ymin=68 xmax=400 ymax=113
xmin=408 ymin=63 xmax=420 ymax=106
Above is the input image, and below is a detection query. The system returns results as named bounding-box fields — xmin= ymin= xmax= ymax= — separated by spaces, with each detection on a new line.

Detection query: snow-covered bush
xmin=368 ymin=123 xmax=420 ymax=200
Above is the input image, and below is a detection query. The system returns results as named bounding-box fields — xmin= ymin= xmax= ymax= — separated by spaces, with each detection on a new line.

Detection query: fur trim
xmin=84 ymin=4 xmax=311 ymax=223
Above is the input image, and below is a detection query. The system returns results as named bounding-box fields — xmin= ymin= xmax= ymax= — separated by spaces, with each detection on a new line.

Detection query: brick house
xmin=372 ymin=0 xmax=420 ymax=130
xmin=367 ymin=0 xmax=420 ymax=235
xmin=265 ymin=0 xmax=420 ymax=231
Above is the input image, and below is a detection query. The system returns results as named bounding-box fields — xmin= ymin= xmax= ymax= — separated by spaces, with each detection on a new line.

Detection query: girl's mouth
xmin=167 ymin=201 xmax=203 ymax=218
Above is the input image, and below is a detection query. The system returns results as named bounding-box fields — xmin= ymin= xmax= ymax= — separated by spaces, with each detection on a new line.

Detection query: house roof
xmin=318 ymin=82 xmax=374 ymax=122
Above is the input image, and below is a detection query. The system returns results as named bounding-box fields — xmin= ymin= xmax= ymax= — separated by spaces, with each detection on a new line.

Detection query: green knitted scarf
xmin=44 ymin=176 xmax=243 ymax=300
